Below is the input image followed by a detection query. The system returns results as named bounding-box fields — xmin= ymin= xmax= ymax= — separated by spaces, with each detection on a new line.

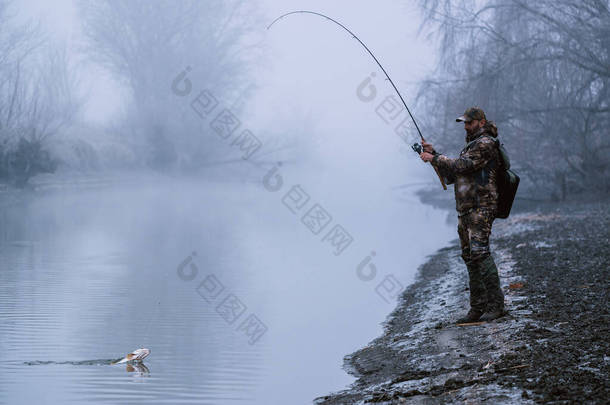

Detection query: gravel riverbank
xmin=314 ymin=199 xmax=609 ymax=404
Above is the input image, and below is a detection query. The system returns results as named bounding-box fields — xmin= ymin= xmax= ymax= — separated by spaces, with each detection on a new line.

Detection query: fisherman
xmin=419 ymin=107 xmax=505 ymax=323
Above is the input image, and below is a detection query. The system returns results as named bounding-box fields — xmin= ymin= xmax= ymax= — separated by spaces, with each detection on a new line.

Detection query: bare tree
xmin=416 ymin=0 xmax=609 ymax=200
xmin=79 ymin=0 xmax=263 ymax=171
xmin=0 ymin=1 xmax=79 ymax=187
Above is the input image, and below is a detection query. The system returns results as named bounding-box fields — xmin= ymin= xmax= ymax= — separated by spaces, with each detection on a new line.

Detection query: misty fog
xmin=0 ymin=0 xmax=607 ymax=404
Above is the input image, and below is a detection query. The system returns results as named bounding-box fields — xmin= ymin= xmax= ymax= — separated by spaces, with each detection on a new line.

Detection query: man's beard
xmin=465 ymin=126 xmax=477 ymax=136
xmin=465 ymin=125 xmax=480 ymax=140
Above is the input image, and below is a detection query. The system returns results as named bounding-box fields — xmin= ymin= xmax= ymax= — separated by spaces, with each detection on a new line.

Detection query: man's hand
xmin=422 ymin=140 xmax=436 ymax=154
xmin=420 ymin=152 xmax=435 ymax=163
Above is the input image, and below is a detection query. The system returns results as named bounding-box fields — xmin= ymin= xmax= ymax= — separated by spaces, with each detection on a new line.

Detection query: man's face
xmin=464 ymin=119 xmax=483 ymax=136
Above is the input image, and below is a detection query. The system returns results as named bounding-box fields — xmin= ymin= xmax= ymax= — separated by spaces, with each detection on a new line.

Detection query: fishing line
xmin=141 ymin=299 xmax=161 ymax=346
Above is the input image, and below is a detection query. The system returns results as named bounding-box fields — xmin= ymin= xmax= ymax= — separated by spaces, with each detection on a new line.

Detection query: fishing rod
xmin=267 ymin=10 xmax=447 ymax=190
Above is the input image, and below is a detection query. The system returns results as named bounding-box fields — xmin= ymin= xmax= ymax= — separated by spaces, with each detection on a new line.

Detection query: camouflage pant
xmin=457 ymin=208 xmax=504 ymax=312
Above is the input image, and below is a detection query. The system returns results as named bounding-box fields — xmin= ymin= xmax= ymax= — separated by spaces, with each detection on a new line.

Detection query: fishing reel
xmin=411 ymin=143 xmax=423 ymax=154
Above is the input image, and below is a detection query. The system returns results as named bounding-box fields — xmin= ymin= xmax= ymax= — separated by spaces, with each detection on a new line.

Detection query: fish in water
xmin=113 ymin=348 xmax=150 ymax=364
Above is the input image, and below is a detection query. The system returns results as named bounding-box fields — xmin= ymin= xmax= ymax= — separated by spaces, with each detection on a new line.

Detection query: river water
xmin=0 ymin=175 xmax=453 ymax=404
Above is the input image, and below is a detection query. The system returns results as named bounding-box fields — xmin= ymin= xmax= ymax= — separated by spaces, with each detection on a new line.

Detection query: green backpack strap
xmin=471 ymin=135 xmax=511 ymax=171
xmin=496 ymin=139 xmax=511 ymax=170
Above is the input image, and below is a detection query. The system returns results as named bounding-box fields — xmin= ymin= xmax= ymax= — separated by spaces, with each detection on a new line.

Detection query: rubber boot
xmin=457 ymin=260 xmax=487 ymax=324
xmin=456 ymin=309 xmax=484 ymax=324
xmin=479 ymin=255 xmax=505 ymax=321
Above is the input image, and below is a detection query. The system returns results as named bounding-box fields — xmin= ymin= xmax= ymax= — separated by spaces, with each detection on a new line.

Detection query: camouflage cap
xmin=456 ymin=107 xmax=486 ymax=122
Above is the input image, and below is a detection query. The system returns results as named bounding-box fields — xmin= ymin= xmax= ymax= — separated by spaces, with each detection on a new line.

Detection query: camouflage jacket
xmin=431 ymin=123 xmax=500 ymax=214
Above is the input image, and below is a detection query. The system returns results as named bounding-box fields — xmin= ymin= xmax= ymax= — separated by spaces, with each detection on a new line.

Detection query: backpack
xmin=494 ymin=140 xmax=520 ymax=219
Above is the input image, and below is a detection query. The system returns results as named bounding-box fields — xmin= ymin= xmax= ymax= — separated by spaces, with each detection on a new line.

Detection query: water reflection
xmin=126 ymin=363 xmax=150 ymax=374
